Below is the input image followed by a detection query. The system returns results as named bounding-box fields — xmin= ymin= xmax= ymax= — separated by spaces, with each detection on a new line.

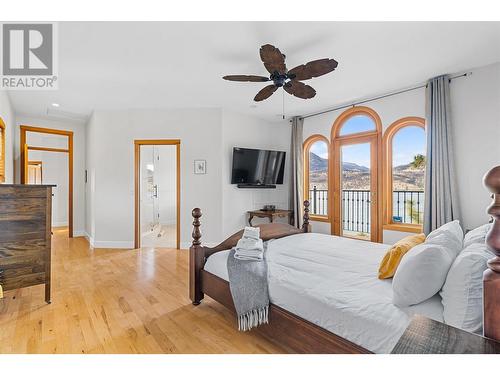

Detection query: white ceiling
xmin=8 ymin=21 xmax=500 ymax=123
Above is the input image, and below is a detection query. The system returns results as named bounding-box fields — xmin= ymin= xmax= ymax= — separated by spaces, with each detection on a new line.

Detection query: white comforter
xmin=204 ymin=233 xmax=444 ymax=353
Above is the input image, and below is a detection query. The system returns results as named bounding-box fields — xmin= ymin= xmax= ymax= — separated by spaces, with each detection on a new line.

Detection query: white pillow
xmin=440 ymin=243 xmax=493 ymax=333
xmin=463 ymin=223 xmax=492 ymax=248
xmin=426 ymin=220 xmax=463 ymax=257
xmin=392 ymin=242 xmax=454 ymax=307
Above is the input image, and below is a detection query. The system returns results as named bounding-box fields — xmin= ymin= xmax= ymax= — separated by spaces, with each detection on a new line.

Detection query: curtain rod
xmin=298 ymin=72 xmax=471 ymax=121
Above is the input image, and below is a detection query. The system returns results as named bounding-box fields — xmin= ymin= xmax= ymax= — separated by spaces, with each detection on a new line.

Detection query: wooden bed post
xmin=190 ymin=208 xmax=205 ymax=305
xmin=302 ymin=200 xmax=310 ymax=233
xmin=483 ymin=165 xmax=500 ymax=341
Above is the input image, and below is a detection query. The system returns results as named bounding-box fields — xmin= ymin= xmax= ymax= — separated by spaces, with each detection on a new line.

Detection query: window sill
xmin=309 ymin=215 xmax=330 ymax=223
xmin=383 ymin=223 xmax=423 ymax=234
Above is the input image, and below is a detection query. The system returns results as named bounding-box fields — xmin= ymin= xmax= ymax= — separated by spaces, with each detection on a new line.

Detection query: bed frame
xmin=189 ymin=166 xmax=500 ymax=353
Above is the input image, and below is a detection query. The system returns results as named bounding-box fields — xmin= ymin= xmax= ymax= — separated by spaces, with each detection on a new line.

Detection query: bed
xmin=189 ymin=166 xmax=500 ymax=353
xmin=205 ymin=233 xmax=444 ymax=353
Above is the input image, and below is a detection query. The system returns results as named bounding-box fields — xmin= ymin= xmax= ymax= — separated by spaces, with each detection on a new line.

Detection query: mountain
xmin=342 ymin=162 xmax=369 ymax=172
xmin=309 ymin=153 xmax=369 ymax=172
xmin=308 ymin=153 xmax=424 ymax=191
xmin=309 ymin=152 xmax=328 ymax=172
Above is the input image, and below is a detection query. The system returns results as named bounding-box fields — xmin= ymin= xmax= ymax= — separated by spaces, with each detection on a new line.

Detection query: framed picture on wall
xmin=194 ymin=160 xmax=206 ymax=174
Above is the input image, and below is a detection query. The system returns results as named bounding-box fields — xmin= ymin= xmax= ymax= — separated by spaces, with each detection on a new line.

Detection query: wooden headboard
xmin=483 ymin=165 xmax=500 ymax=341
xmin=189 ymin=201 xmax=311 ymax=305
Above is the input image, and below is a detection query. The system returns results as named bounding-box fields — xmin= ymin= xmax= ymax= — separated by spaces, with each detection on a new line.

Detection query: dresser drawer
xmin=0 ymin=220 xmax=47 ymax=242
xmin=0 ymin=239 xmax=48 ymax=256
xmin=0 ymin=252 xmax=46 ymax=291
xmin=0 ymin=187 xmax=49 ymax=199
xmin=0 ymin=198 xmax=47 ymax=221
xmin=1 ymin=272 xmax=46 ymax=291
xmin=0 ymin=250 xmax=46 ymax=267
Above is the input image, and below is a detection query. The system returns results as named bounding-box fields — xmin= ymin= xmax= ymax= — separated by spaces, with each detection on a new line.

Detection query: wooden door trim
xmin=20 ymin=125 xmax=74 ymax=238
xmin=134 ymin=139 xmax=181 ymax=250
xmin=330 ymin=106 xmax=382 ymax=242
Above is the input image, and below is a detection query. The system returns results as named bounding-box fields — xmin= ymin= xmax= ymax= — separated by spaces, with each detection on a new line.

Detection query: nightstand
xmin=247 ymin=209 xmax=293 ymax=226
xmin=391 ymin=315 xmax=500 ymax=354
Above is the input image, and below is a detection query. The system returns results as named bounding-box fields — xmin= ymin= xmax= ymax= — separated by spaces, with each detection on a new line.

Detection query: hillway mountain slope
xmin=308 ymin=152 xmax=424 ymax=191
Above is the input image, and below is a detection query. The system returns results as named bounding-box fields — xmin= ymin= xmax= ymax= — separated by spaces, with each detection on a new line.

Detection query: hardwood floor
xmin=0 ymin=228 xmax=287 ymax=354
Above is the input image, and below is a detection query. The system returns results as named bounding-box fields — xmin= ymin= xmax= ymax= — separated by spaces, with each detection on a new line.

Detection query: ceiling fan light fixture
xmin=223 ymin=44 xmax=338 ymax=102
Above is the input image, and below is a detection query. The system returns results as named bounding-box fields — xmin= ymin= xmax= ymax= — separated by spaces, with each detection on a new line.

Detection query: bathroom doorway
xmin=134 ymin=140 xmax=180 ymax=249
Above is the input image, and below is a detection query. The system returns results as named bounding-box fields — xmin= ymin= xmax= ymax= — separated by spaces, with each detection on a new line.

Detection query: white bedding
xmin=204 ymin=233 xmax=444 ymax=353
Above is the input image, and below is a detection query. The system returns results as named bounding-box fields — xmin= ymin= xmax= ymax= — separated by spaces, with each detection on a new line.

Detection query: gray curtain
xmin=423 ymin=75 xmax=461 ymax=234
xmin=289 ymin=116 xmax=304 ymax=228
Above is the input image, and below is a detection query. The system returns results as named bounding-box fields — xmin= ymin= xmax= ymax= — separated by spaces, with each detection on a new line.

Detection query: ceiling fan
xmin=223 ymin=44 xmax=338 ymax=102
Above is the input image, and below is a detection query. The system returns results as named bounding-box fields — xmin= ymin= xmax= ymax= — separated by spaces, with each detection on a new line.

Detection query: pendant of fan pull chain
xmin=223 ymin=44 xmax=338 ymax=102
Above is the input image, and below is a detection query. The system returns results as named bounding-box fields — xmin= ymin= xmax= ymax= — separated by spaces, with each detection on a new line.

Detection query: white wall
xmin=302 ymin=62 xmax=500 ymax=243
xmin=28 ymin=136 xmax=69 ymax=227
xmin=0 ymin=91 xmax=14 ymax=183
xmin=156 ymin=146 xmax=177 ymax=226
xmin=86 ymin=108 xmax=224 ymax=248
xmin=85 ymin=108 xmax=291 ymax=249
xmin=222 ymin=110 xmax=290 ymax=237
xmin=451 ymin=62 xmax=500 ymax=230
xmin=14 ymin=116 xmax=87 ymax=236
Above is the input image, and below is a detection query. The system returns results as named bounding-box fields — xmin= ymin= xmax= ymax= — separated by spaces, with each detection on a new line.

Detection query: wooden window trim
xmin=0 ymin=117 xmax=5 ymax=183
xmin=303 ymin=134 xmax=330 ymax=222
xmin=330 ymin=106 xmax=383 ymax=242
xmin=331 ymin=106 xmax=382 ymax=139
xmin=382 ymin=117 xmax=425 ymax=234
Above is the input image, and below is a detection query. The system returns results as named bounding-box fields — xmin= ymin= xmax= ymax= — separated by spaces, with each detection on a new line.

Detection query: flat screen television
xmin=231 ymin=147 xmax=286 ymax=187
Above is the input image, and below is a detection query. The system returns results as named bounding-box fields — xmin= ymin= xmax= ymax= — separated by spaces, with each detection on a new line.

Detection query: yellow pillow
xmin=378 ymin=233 xmax=426 ymax=279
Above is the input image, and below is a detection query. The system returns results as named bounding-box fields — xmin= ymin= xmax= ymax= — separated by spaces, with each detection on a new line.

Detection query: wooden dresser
xmin=0 ymin=184 xmax=54 ymax=303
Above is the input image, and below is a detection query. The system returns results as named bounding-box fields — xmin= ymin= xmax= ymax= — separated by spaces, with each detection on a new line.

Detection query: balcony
xmin=308 ymin=187 xmax=424 ymax=237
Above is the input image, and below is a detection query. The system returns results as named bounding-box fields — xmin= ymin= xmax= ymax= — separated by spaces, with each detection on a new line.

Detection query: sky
xmin=309 ymin=118 xmax=426 ymax=168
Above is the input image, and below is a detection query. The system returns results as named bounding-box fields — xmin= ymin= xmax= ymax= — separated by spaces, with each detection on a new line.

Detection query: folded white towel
xmin=235 ymin=247 xmax=263 ymax=256
xmin=236 ymin=238 xmax=263 ymax=251
xmin=242 ymin=226 xmax=260 ymax=241
xmin=234 ymin=252 xmax=264 ymax=261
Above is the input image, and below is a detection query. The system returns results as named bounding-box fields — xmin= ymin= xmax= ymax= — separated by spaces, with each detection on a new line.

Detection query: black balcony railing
xmin=308 ymin=186 xmax=329 ymax=216
xmin=392 ymin=190 xmax=425 ymax=225
xmin=308 ymin=187 xmax=424 ymax=234
xmin=342 ymin=189 xmax=371 ymax=234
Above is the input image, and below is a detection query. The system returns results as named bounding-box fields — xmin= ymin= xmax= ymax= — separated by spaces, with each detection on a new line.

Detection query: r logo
xmin=2 ymin=24 xmax=53 ymax=76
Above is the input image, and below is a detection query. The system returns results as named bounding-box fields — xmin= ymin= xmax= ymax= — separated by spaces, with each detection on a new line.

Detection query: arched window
xmin=331 ymin=106 xmax=382 ymax=242
xmin=383 ymin=117 xmax=426 ymax=232
xmin=303 ymin=135 xmax=329 ymax=220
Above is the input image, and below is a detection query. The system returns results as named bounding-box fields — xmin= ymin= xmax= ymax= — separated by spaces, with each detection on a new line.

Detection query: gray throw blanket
xmin=227 ymin=248 xmax=269 ymax=331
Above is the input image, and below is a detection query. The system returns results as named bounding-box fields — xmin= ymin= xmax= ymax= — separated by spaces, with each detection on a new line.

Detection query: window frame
xmin=303 ymin=134 xmax=330 ymax=222
xmin=330 ymin=106 xmax=383 ymax=242
xmin=382 ymin=117 xmax=426 ymax=233
xmin=0 ymin=117 xmax=5 ymax=183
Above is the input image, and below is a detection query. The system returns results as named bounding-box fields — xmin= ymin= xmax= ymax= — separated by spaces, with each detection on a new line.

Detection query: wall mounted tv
xmin=231 ymin=147 xmax=286 ymax=188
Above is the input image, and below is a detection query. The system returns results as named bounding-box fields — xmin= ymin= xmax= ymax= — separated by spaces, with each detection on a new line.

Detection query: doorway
xmin=20 ymin=125 xmax=74 ymax=237
xmin=333 ymin=135 xmax=379 ymax=241
xmin=28 ymin=161 xmax=43 ymax=184
xmin=330 ymin=107 xmax=382 ymax=243
xmin=134 ymin=140 xmax=180 ymax=249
